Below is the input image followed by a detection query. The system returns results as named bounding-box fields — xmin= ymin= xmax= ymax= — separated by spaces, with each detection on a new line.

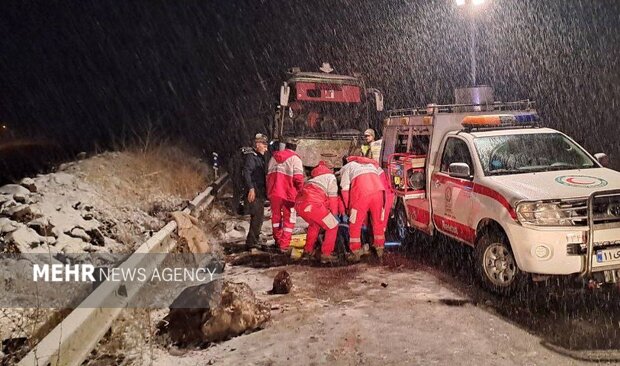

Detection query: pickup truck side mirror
xmin=594 ymin=153 xmax=610 ymax=168
xmin=448 ymin=162 xmax=472 ymax=179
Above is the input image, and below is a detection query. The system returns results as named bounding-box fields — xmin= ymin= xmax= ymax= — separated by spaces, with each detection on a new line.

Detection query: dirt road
xmin=152 ymin=247 xmax=620 ymax=365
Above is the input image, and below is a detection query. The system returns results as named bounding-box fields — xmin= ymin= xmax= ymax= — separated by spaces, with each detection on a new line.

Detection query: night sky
xmin=1 ymin=0 xmax=619 ymax=166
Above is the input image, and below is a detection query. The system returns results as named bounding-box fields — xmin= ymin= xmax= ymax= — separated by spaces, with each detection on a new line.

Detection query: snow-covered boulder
xmin=0 ymin=218 xmax=20 ymax=234
xmin=20 ymin=178 xmax=37 ymax=193
xmin=5 ymin=227 xmax=45 ymax=253
xmin=0 ymin=184 xmax=30 ymax=197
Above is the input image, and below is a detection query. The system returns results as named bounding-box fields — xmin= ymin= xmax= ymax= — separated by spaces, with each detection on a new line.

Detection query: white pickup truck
xmin=380 ymin=98 xmax=620 ymax=295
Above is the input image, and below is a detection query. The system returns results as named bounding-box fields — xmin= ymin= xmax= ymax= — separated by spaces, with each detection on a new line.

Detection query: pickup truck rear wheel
xmin=386 ymin=198 xmax=410 ymax=244
xmin=475 ymin=229 xmax=526 ymax=295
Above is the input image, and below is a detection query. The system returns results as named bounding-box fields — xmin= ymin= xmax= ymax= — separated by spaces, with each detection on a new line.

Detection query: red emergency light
xmin=461 ymin=113 xmax=539 ymax=128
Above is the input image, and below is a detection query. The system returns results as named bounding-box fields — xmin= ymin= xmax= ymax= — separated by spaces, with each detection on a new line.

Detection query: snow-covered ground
xmin=0 ymin=148 xmax=210 ymax=364
xmin=93 ymin=203 xmax=620 ymax=366
xmin=148 ymin=263 xmax=596 ymax=366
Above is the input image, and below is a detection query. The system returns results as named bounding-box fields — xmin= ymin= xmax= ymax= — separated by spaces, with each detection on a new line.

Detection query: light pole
xmin=456 ymin=0 xmax=486 ymax=86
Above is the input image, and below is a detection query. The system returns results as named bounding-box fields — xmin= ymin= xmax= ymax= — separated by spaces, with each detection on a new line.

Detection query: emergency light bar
xmin=461 ymin=113 xmax=539 ymax=128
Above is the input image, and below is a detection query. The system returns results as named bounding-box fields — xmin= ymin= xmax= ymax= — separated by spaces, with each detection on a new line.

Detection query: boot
xmin=346 ymin=250 xmax=362 ymax=263
xmin=320 ymin=254 xmax=339 ymax=264
xmin=375 ymin=246 xmax=384 ymax=259
xmin=361 ymin=243 xmax=371 ymax=257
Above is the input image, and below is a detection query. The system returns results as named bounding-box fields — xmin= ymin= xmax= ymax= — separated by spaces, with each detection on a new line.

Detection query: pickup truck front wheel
xmin=475 ymin=229 xmax=526 ymax=295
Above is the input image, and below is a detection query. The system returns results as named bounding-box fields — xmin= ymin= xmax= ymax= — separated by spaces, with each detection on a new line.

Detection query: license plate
xmin=594 ymin=248 xmax=620 ymax=266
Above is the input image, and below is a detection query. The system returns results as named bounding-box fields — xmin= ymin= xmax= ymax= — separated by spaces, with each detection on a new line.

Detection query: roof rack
xmin=287 ymin=72 xmax=362 ymax=85
xmin=388 ymin=100 xmax=536 ymax=117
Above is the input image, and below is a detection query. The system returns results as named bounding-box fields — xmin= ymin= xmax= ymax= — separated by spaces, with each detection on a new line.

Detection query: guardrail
xmin=18 ymin=172 xmax=230 ymax=366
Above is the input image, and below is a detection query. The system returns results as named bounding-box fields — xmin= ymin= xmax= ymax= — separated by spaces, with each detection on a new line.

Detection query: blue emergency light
xmin=513 ymin=113 xmax=539 ymax=123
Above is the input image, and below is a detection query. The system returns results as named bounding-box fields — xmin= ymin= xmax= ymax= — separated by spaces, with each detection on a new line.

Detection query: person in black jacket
xmin=243 ymin=133 xmax=269 ymax=248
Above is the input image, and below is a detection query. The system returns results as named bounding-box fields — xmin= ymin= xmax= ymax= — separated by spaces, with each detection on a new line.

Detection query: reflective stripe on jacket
xmin=296 ymin=173 xmax=339 ymax=214
xmin=267 ymin=149 xmax=304 ymax=202
xmin=339 ymin=157 xmax=385 ymax=208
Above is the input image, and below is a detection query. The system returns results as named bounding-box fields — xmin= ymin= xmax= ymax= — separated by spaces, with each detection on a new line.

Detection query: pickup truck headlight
xmin=516 ymin=202 xmax=574 ymax=226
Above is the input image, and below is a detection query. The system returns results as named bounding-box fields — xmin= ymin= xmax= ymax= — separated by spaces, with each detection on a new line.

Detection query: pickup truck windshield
xmin=474 ymin=132 xmax=597 ymax=176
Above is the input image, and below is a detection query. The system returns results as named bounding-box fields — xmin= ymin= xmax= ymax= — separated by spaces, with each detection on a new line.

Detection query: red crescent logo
xmin=565 ymin=177 xmax=595 ymax=185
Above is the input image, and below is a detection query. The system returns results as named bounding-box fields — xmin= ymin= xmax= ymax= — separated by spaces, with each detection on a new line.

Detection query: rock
xmin=50 ymin=172 xmax=75 ymax=186
xmin=81 ymin=244 xmax=100 ymax=253
xmin=164 ymin=280 xmax=271 ymax=345
xmin=6 ymin=227 xmax=44 ymax=253
xmin=103 ymin=237 xmax=123 ymax=251
xmin=76 ymin=152 xmax=87 ymax=160
xmin=68 ymin=227 xmax=91 ymax=242
xmin=0 ymin=184 xmax=30 ymax=197
xmin=27 ymin=217 xmax=54 ymax=236
xmin=167 ymin=346 xmax=187 ymax=357
xmin=223 ymin=221 xmax=249 ymax=240
xmin=0 ymin=194 xmax=10 ymax=204
xmin=221 ymin=221 xmax=234 ymax=233
xmin=57 ymin=163 xmax=75 ymax=172
xmin=268 ymin=270 xmax=292 ymax=295
xmin=19 ymin=177 xmax=37 ymax=192
xmin=233 ymin=222 xmax=250 ymax=233
xmin=48 ymin=212 xmax=101 ymax=236
xmin=87 ymin=228 xmax=105 ymax=246
xmin=5 ymin=204 xmax=35 ymax=222
xmin=0 ymin=199 xmax=16 ymax=213
xmin=13 ymin=193 xmax=28 ymax=204
xmin=144 ymin=218 xmax=162 ymax=231
xmin=0 ymin=218 xmax=20 ymax=234
xmin=56 ymin=234 xmax=87 ymax=253
xmin=28 ymin=243 xmax=59 ymax=255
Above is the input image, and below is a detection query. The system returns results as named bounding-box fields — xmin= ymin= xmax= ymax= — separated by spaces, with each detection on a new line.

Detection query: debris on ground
xmin=170 ymin=211 xmax=210 ymax=254
xmin=268 ymin=270 xmax=292 ymax=295
xmin=161 ymin=279 xmax=271 ymax=345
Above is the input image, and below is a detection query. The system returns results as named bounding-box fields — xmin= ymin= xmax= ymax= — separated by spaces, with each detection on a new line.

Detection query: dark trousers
xmin=246 ymin=195 xmax=265 ymax=246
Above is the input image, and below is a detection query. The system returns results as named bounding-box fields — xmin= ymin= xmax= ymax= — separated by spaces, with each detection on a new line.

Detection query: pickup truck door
xmin=430 ymin=136 xmax=476 ymax=245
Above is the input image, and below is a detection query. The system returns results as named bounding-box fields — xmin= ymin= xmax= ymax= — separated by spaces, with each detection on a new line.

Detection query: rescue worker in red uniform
xmin=267 ymin=139 xmax=304 ymax=252
xmin=295 ymin=161 xmax=340 ymax=263
xmin=339 ymin=156 xmax=390 ymax=261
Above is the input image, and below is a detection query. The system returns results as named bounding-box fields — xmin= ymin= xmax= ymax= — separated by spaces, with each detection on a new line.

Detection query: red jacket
xmin=339 ymin=156 xmax=385 ymax=208
xmin=296 ymin=162 xmax=338 ymax=214
xmin=267 ymin=149 xmax=304 ymax=202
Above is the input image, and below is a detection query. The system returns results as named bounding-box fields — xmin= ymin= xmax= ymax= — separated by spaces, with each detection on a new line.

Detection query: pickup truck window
xmin=474 ymin=132 xmax=597 ymax=176
xmin=440 ymin=137 xmax=474 ymax=173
